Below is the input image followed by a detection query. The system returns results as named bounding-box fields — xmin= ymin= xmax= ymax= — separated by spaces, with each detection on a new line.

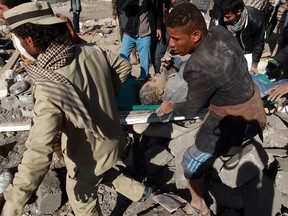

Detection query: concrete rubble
xmin=0 ymin=6 xmax=287 ymax=216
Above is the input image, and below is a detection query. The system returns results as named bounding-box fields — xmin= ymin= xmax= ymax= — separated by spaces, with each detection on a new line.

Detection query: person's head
xmin=220 ymin=0 xmax=245 ymax=24
xmin=170 ymin=0 xmax=189 ymax=8
xmin=3 ymin=1 xmax=67 ymax=58
xmin=165 ymin=3 xmax=207 ymax=56
xmin=0 ymin=0 xmax=31 ymax=18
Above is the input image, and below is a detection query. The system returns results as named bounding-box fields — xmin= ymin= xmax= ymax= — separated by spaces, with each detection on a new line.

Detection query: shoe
xmin=124 ymin=186 xmax=156 ymax=215
xmin=138 ymin=186 xmax=154 ymax=202
xmin=182 ymin=202 xmax=212 ymax=216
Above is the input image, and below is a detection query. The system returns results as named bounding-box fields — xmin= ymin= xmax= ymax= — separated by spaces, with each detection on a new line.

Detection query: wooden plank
xmin=0 ymin=121 xmax=31 ymax=132
xmin=0 ymin=50 xmax=20 ymax=74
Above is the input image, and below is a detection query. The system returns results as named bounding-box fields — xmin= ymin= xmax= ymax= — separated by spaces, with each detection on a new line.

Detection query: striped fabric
xmin=187 ymin=152 xmax=212 ymax=173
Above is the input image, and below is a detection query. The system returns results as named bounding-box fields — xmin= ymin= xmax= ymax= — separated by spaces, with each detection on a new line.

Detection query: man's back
xmin=174 ymin=25 xmax=254 ymax=116
xmin=31 ymin=44 xmax=129 ymax=177
xmin=240 ymin=6 xmax=265 ymax=53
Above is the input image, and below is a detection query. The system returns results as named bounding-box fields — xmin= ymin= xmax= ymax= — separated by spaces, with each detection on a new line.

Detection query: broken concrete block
xmin=276 ymin=157 xmax=288 ymax=172
xmin=218 ymin=142 xmax=268 ymax=188
xmin=266 ymin=114 xmax=288 ymax=130
xmin=281 ymin=194 xmax=288 ymax=210
xmin=212 ymin=156 xmax=231 ymax=174
xmin=19 ymin=107 xmax=35 ymax=118
xmin=36 ymin=171 xmax=62 ymax=214
xmin=275 ymin=171 xmax=288 ymax=196
xmin=0 ymin=170 xmax=12 ymax=194
xmin=264 ymin=129 xmax=288 ymax=148
xmin=0 ymin=75 xmax=7 ymax=99
xmin=168 ymin=123 xmax=200 ymax=156
xmin=209 ymin=182 xmax=244 ymax=209
xmin=1 ymin=95 xmax=20 ymax=111
xmin=174 ymin=148 xmax=187 ymax=189
xmin=243 ymin=173 xmax=281 ymax=216
xmin=2 ymin=69 xmax=16 ymax=80
xmin=265 ymin=149 xmax=288 ymax=171
xmin=144 ymin=145 xmax=173 ymax=175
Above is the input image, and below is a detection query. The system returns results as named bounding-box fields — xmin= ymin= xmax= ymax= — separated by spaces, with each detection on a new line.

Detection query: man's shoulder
xmin=209 ymin=25 xmax=231 ymax=35
xmin=246 ymin=6 xmax=265 ymax=21
xmin=75 ymin=43 xmax=106 ymax=56
xmin=207 ymin=25 xmax=236 ymax=43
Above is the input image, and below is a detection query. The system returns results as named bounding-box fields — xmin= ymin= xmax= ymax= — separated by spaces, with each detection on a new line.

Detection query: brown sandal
xmin=181 ymin=203 xmax=211 ymax=216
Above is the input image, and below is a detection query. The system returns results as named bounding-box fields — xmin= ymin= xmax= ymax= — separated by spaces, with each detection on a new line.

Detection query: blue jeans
xmin=120 ymin=33 xmax=151 ymax=80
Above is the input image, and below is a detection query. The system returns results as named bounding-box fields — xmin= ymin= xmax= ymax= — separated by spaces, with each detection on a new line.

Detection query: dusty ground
xmin=0 ymin=1 xmax=164 ymax=215
xmin=52 ymin=0 xmax=122 ymax=53
xmin=0 ymin=1 xmax=288 ymax=216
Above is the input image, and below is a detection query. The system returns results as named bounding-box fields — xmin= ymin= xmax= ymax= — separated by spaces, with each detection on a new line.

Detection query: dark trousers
xmin=274 ymin=45 xmax=288 ymax=65
xmin=151 ymin=28 xmax=169 ymax=74
xmin=73 ymin=12 xmax=80 ymax=33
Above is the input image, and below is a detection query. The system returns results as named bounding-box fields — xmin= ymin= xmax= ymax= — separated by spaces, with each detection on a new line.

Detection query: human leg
xmin=66 ymin=176 xmax=102 ymax=216
xmin=274 ymin=45 xmax=288 ymax=65
xmin=73 ymin=12 xmax=80 ymax=33
xmin=136 ymin=35 xmax=151 ymax=79
xmin=150 ymin=28 xmax=169 ymax=74
xmin=181 ymin=145 xmax=213 ymax=215
xmin=102 ymin=167 xmax=146 ymax=202
xmin=120 ymin=34 xmax=136 ymax=62
xmin=154 ymin=30 xmax=169 ymax=73
xmin=181 ymin=112 xmax=246 ymax=214
xmin=130 ymin=47 xmax=139 ymax=65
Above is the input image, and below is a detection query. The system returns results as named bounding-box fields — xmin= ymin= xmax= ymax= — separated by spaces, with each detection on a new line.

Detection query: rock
xmin=174 ymin=148 xmax=187 ymax=189
xmin=276 ymin=157 xmax=288 ymax=172
xmin=210 ymin=182 xmax=244 ymax=209
xmin=0 ymin=170 xmax=12 ymax=194
xmin=218 ymin=142 xmax=268 ymax=188
xmin=144 ymin=145 xmax=173 ymax=175
xmin=168 ymin=123 xmax=201 ymax=156
xmin=243 ymin=173 xmax=282 ymax=216
xmin=275 ymin=170 xmax=288 ymax=196
xmin=266 ymin=114 xmax=288 ymax=130
xmin=0 ymin=75 xmax=8 ymax=99
xmin=36 ymin=171 xmax=62 ymax=214
xmin=264 ymin=129 xmax=288 ymax=148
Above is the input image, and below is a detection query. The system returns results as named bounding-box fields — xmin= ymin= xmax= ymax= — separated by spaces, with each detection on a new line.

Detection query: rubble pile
xmin=0 ymin=5 xmax=287 ymax=216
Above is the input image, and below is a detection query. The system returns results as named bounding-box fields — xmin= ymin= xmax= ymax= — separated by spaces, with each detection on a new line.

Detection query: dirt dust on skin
xmin=1 ymin=1 xmax=288 ymax=215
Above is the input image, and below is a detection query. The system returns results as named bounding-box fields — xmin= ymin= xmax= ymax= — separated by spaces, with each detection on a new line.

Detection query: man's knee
xmin=66 ymin=178 xmax=101 ymax=216
xmin=181 ymin=144 xmax=213 ymax=179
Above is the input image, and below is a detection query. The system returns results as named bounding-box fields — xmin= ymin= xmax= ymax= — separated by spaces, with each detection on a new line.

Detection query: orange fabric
xmin=55 ymin=13 xmax=86 ymax=44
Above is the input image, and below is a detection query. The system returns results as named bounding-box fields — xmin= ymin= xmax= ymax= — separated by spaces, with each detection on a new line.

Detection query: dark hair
xmin=0 ymin=0 xmax=31 ymax=8
xmin=13 ymin=22 xmax=68 ymax=52
xmin=165 ymin=3 xmax=207 ymax=35
xmin=220 ymin=0 xmax=245 ymax=14
xmin=172 ymin=0 xmax=190 ymax=8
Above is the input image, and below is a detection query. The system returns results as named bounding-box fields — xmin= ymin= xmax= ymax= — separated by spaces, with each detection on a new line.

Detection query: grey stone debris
xmin=36 ymin=171 xmax=62 ymax=214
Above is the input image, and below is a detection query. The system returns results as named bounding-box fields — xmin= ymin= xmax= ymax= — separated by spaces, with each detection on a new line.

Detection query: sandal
xmin=181 ymin=203 xmax=211 ymax=216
